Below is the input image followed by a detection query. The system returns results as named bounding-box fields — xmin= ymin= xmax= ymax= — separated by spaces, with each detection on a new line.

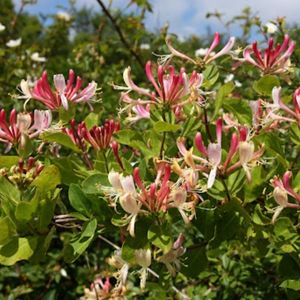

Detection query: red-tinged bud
xmin=239 ymin=127 xmax=247 ymax=142
xmin=195 ymin=132 xmax=208 ymax=156
xmin=216 ymin=118 xmax=223 ymax=145
xmin=18 ymin=159 xmax=24 ymax=173
xmin=173 ymin=233 xmax=185 ymax=250
xmin=27 ymin=157 xmax=35 ymax=169
xmin=223 ymin=132 xmax=239 ymax=170
xmin=111 ymin=141 xmax=124 ymax=171
xmin=133 ymin=167 xmax=145 ymax=190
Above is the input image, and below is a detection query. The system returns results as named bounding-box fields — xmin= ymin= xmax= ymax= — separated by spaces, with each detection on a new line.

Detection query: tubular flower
xmin=271 ymin=171 xmax=300 ymax=222
xmin=0 ymin=109 xmax=51 ymax=151
xmin=165 ymin=32 xmax=235 ymax=65
xmin=157 ymin=233 xmax=186 ymax=276
xmin=62 ymin=120 xmax=87 ymax=152
xmin=177 ymin=121 xmax=263 ymax=189
xmin=104 ymin=164 xmax=196 ymax=236
xmin=243 ymin=35 xmax=295 ymax=74
xmin=81 ymin=277 xmax=113 ymax=300
xmin=269 ymin=86 xmax=300 ymax=124
xmin=24 ymin=70 xmax=97 ymax=110
xmin=119 ymin=61 xmax=203 ymax=114
xmin=81 ymin=120 xmax=120 ymax=151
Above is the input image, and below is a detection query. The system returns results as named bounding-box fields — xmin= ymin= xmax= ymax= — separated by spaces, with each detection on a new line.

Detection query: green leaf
xmin=30 ymin=165 xmax=61 ymax=193
xmin=41 ymin=131 xmax=80 ymax=152
xmin=214 ymin=81 xmax=235 ymax=117
xmin=223 ymin=98 xmax=252 ymax=125
xmin=0 ymin=176 xmax=20 ymax=205
xmin=253 ymin=75 xmax=280 ymax=96
xmin=15 ymin=201 xmax=37 ymax=222
xmin=68 ymin=184 xmax=91 ymax=216
xmin=153 ymin=121 xmax=181 ymax=133
xmin=0 ymin=236 xmax=37 ymax=266
xmin=0 ymin=156 xmax=19 ymax=168
xmin=181 ymin=247 xmax=208 ymax=278
xmin=64 ymin=218 xmax=97 ymax=263
xmin=0 ymin=217 xmax=16 ymax=245
xmin=280 ymin=280 xmax=300 ymax=291
xmin=147 ymin=223 xmax=173 ymax=253
xmin=84 ymin=112 xmax=99 ymax=129
xmin=203 ymin=65 xmax=219 ymax=88
xmin=82 ymin=173 xmax=108 ymax=194
xmin=274 ymin=217 xmax=297 ymax=240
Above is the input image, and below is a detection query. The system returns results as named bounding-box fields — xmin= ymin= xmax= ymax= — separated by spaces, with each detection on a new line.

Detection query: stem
xmin=203 ymin=107 xmax=213 ymax=142
xmin=102 ymin=150 xmax=109 ymax=173
xmin=95 ymin=0 xmax=144 ymax=69
xmin=83 ymin=152 xmax=94 ymax=170
xmin=159 ymin=132 xmax=166 ymax=159
xmin=220 ymin=177 xmax=231 ymax=202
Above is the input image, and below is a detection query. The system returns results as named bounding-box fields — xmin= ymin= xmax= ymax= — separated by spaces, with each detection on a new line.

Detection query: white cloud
xmin=14 ymin=0 xmax=300 ymax=37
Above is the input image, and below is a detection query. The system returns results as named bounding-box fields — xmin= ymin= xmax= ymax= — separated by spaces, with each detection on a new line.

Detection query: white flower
xmin=0 ymin=23 xmax=5 ymax=32
xmin=140 ymin=43 xmax=150 ymax=50
xmin=31 ymin=52 xmax=47 ymax=63
xmin=264 ymin=22 xmax=278 ymax=34
xmin=234 ymin=80 xmax=242 ymax=87
xmin=56 ymin=11 xmax=71 ymax=21
xmin=195 ymin=48 xmax=216 ymax=57
xmin=6 ymin=38 xmax=22 ymax=48
xmin=224 ymin=73 xmax=234 ymax=83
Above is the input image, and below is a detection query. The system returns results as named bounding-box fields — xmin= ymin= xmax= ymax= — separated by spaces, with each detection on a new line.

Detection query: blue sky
xmin=14 ymin=0 xmax=300 ymax=38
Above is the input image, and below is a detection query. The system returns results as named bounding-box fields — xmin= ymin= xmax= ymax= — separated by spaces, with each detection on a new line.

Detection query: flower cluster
xmin=0 ymin=109 xmax=51 ymax=152
xmin=20 ymin=69 xmax=97 ymax=110
xmin=176 ymin=119 xmax=264 ymax=189
xmin=243 ymin=34 xmax=295 ymax=74
xmin=104 ymin=163 xmax=196 ymax=236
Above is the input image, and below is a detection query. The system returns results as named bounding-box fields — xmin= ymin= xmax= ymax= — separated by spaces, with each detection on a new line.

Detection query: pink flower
xmin=165 ymin=32 xmax=235 ymax=65
xmin=270 ymin=87 xmax=300 ymax=123
xmin=243 ymin=35 xmax=295 ymax=74
xmin=0 ymin=109 xmax=51 ymax=151
xmin=30 ymin=70 xmax=97 ymax=110
xmin=271 ymin=171 xmax=300 ymax=222
xmin=120 ymin=62 xmax=203 ymax=109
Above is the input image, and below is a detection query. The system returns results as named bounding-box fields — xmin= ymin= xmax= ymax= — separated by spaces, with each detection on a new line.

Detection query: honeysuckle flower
xmin=26 ymin=70 xmax=97 ymax=110
xmin=0 ymin=109 xmax=51 ymax=151
xmin=165 ymin=32 xmax=235 ymax=66
xmin=104 ymin=164 xmax=196 ymax=235
xmin=0 ymin=23 xmax=5 ymax=32
xmin=119 ymin=61 xmax=203 ymax=114
xmin=269 ymin=86 xmax=300 ymax=124
xmin=81 ymin=277 xmax=112 ymax=300
xmin=157 ymin=233 xmax=186 ymax=276
xmin=271 ymin=171 xmax=300 ymax=222
xmin=30 ymin=52 xmax=47 ymax=63
xmin=6 ymin=38 xmax=22 ymax=48
xmin=264 ymin=22 xmax=278 ymax=34
xmin=134 ymin=248 xmax=151 ymax=289
xmin=243 ymin=35 xmax=295 ymax=74
xmin=62 ymin=120 xmax=87 ymax=152
xmin=126 ymin=104 xmax=150 ymax=123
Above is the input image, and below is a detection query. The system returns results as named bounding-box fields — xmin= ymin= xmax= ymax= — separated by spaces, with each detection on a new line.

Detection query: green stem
xmin=221 ymin=177 xmax=231 ymax=202
xmin=102 ymin=150 xmax=109 ymax=173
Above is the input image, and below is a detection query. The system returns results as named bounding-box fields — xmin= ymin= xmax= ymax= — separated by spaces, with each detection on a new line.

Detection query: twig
xmin=95 ymin=0 xmax=144 ymax=69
